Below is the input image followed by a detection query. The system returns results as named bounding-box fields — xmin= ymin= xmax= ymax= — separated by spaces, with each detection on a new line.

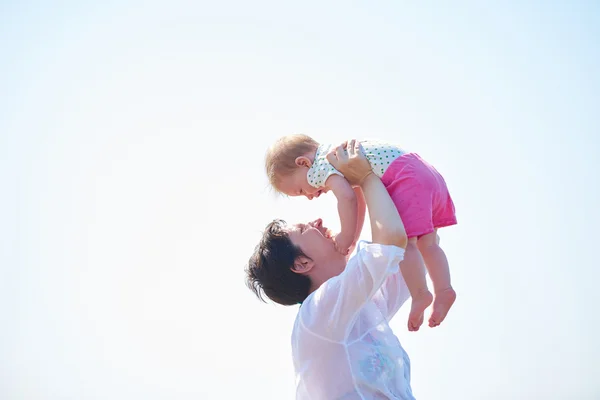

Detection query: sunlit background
xmin=2 ymin=1 xmax=599 ymax=399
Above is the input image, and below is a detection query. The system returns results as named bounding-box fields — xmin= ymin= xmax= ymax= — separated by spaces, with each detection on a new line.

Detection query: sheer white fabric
xmin=292 ymin=241 xmax=415 ymax=400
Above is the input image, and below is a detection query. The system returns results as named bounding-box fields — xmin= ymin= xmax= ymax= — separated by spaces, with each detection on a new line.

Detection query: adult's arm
xmin=328 ymin=139 xmax=407 ymax=249
xmin=303 ymin=140 xmax=407 ymax=340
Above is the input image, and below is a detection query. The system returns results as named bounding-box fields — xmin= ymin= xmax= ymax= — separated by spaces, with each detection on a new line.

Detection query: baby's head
xmin=265 ymin=134 xmax=324 ymax=199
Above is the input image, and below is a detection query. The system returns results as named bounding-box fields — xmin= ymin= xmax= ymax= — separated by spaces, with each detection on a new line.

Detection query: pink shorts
xmin=381 ymin=153 xmax=457 ymax=238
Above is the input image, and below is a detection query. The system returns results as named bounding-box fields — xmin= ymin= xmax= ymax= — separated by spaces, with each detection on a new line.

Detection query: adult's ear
xmin=295 ymin=156 xmax=312 ymax=168
xmin=291 ymin=256 xmax=314 ymax=274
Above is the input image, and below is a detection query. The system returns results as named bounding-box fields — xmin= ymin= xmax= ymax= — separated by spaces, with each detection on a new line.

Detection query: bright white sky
xmin=1 ymin=1 xmax=599 ymax=399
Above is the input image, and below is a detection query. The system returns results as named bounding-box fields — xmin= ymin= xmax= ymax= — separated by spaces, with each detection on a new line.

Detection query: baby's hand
xmin=333 ymin=232 xmax=353 ymax=255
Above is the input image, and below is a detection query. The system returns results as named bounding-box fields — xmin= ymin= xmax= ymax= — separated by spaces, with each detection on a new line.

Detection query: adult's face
xmin=287 ymin=218 xmax=346 ymax=274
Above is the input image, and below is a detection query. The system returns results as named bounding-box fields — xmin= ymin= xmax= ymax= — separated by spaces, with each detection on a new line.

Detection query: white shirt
xmin=292 ymin=241 xmax=415 ymax=400
xmin=306 ymin=140 xmax=407 ymax=189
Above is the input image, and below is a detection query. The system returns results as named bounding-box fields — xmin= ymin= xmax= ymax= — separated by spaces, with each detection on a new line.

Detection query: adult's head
xmin=245 ymin=217 xmax=347 ymax=305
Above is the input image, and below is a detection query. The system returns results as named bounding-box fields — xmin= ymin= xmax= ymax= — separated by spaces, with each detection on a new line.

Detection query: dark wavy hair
xmin=245 ymin=219 xmax=312 ymax=305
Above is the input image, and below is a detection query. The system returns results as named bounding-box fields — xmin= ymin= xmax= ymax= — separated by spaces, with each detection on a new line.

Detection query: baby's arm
xmin=325 ymin=174 xmax=358 ymax=255
xmin=352 ymin=186 xmax=366 ymax=247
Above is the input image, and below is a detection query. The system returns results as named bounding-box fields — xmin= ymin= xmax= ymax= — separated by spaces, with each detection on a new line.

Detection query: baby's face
xmin=278 ymin=167 xmax=326 ymax=200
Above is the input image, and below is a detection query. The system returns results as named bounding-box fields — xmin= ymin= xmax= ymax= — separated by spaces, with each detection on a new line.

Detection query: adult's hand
xmin=326 ymin=139 xmax=373 ymax=186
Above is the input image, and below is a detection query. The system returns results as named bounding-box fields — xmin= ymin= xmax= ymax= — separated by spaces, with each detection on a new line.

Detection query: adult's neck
xmin=307 ymin=256 xmax=347 ymax=294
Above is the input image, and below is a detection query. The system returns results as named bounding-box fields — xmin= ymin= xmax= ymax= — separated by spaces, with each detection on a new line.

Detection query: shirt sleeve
xmin=373 ymin=266 xmax=411 ymax=321
xmin=307 ymin=158 xmax=344 ymax=188
xmin=300 ymin=241 xmax=405 ymax=341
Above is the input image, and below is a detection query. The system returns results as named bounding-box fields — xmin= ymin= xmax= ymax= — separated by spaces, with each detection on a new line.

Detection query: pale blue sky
xmin=1 ymin=1 xmax=599 ymax=399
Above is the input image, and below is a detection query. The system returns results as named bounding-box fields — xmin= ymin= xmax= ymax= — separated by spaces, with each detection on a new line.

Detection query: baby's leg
xmin=417 ymin=230 xmax=456 ymax=328
xmin=401 ymin=238 xmax=433 ymax=331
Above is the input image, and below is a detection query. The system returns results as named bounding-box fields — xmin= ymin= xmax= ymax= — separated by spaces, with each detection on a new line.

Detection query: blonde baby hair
xmin=265 ymin=134 xmax=319 ymax=191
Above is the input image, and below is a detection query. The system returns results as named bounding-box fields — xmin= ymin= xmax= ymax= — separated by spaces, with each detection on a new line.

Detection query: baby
xmin=265 ymin=134 xmax=457 ymax=331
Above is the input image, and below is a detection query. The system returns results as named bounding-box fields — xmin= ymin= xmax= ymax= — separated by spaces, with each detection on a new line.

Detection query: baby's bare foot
xmin=408 ymin=290 xmax=433 ymax=332
xmin=429 ymin=287 xmax=456 ymax=328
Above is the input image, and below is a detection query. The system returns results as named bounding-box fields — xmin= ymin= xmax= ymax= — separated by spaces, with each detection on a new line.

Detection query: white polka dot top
xmin=307 ymin=140 xmax=407 ymax=188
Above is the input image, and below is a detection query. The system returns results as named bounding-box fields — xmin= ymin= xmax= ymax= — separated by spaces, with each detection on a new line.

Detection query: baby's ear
xmin=295 ymin=156 xmax=312 ymax=168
